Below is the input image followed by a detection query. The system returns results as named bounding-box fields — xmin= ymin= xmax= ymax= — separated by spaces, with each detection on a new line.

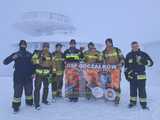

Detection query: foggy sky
xmin=0 ymin=0 xmax=160 ymax=75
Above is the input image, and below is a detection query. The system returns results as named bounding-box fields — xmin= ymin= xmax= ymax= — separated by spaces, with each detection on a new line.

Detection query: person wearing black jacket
xmin=64 ymin=39 xmax=83 ymax=102
xmin=124 ymin=41 xmax=153 ymax=109
xmin=3 ymin=40 xmax=34 ymax=113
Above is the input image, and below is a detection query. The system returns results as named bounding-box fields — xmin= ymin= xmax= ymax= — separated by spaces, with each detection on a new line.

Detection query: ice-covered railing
xmin=13 ymin=11 xmax=76 ymax=36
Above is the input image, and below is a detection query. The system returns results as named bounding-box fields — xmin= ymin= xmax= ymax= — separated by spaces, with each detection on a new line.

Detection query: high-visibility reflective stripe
xmin=36 ymin=69 xmax=43 ymax=74
xmin=46 ymin=57 xmax=51 ymax=60
xmin=52 ymin=91 xmax=57 ymax=96
xmin=32 ymin=54 xmax=39 ymax=59
xmin=140 ymin=98 xmax=147 ymax=102
xmin=52 ymin=68 xmax=56 ymax=72
xmin=99 ymin=55 xmax=103 ymax=61
xmin=129 ymin=59 xmax=133 ymax=63
xmin=147 ymin=60 xmax=152 ymax=67
xmin=32 ymin=59 xmax=40 ymax=64
xmin=66 ymin=55 xmax=79 ymax=58
xmin=128 ymin=75 xmax=133 ymax=79
xmin=43 ymin=69 xmax=50 ymax=74
xmin=36 ymin=69 xmax=50 ymax=75
xmin=105 ymin=52 xmax=117 ymax=57
xmin=128 ymin=71 xmax=132 ymax=74
xmin=35 ymin=59 xmax=40 ymax=64
xmin=25 ymin=96 xmax=33 ymax=100
xmin=32 ymin=53 xmax=40 ymax=64
xmin=56 ymin=71 xmax=63 ymax=75
xmin=130 ymin=97 xmax=137 ymax=101
xmin=128 ymin=70 xmax=134 ymax=79
xmin=13 ymin=97 xmax=21 ymax=103
xmin=66 ymin=55 xmax=80 ymax=60
xmin=137 ymin=75 xmax=146 ymax=80
xmin=86 ymin=55 xmax=99 ymax=59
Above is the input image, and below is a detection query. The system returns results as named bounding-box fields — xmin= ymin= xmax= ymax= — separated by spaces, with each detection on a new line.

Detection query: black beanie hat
xmin=105 ymin=38 xmax=113 ymax=45
xmin=42 ymin=42 xmax=49 ymax=48
xmin=56 ymin=43 xmax=62 ymax=48
xmin=19 ymin=40 xmax=27 ymax=46
xmin=69 ymin=39 xmax=76 ymax=44
xmin=88 ymin=42 xmax=95 ymax=47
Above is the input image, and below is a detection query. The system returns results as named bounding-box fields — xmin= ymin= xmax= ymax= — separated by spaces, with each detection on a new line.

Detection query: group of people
xmin=3 ymin=38 xmax=153 ymax=113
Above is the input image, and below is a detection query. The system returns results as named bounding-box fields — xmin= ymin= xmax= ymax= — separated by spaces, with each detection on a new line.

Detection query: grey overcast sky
xmin=0 ymin=0 xmax=160 ymax=76
xmin=0 ymin=0 xmax=160 ymax=54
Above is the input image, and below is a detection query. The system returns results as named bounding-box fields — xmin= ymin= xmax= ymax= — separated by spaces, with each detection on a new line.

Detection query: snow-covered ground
xmin=1 ymin=42 xmax=159 ymax=120
xmin=1 ymin=0 xmax=160 ymax=119
xmin=0 ymin=67 xmax=160 ymax=120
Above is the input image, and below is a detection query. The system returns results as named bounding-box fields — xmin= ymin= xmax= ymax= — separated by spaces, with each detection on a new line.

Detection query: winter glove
xmin=140 ymin=58 xmax=148 ymax=65
xmin=12 ymin=54 xmax=18 ymax=60
xmin=136 ymin=56 xmax=148 ymax=65
xmin=124 ymin=69 xmax=134 ymax=81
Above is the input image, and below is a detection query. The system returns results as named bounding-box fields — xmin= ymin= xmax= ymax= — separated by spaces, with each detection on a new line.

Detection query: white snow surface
xmin=0 ymin=67 xmax=160 ymax=120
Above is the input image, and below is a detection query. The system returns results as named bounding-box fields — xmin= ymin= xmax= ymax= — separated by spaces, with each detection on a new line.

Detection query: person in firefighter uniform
xmin=83 ymin=42 xmax=102 ymax=99
xmin=125 ymin=41 xmax=153 ymax=109
xmin=32 ymin=42 xmax=52 ymax=110
xmin=64 ymin=39 xmax=83 ymax=102
xmin=50 ymin=43 xmax=65 ymax=101
xmin=3 ymin=40 xmax=34 ymax=113
xmin=102 ymin=38 xmax=124 ymax=105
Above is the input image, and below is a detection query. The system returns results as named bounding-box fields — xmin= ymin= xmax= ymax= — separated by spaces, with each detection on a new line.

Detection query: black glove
xmin=140 ymin=58 xmax=148 ymax=65
xmin=124 ymin=69 xmax=134 ymax=81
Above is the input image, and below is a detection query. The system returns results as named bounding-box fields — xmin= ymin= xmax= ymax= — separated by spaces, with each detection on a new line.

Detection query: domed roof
xmin=14 ymin=11 xmax=76 ymax=36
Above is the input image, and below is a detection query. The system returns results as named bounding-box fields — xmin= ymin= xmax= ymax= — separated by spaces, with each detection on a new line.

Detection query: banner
xmin=63 ymin=63 xmax=120 ymax=100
